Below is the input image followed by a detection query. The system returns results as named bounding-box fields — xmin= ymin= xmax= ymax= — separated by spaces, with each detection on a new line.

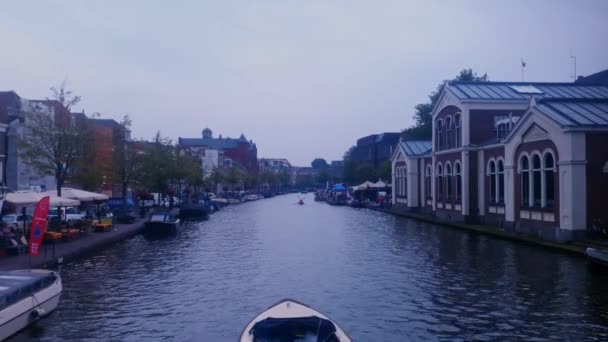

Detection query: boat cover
xmin=250 ymin=316 xmax=339 ymax=342
xmin=0 ymin=271 xmax=57 ymax=310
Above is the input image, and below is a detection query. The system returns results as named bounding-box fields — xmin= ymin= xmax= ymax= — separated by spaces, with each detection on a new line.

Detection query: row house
xmin=392 ymin=77 xmax=608 ymax=242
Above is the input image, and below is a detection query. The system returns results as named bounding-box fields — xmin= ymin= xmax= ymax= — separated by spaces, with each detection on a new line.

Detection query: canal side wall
xmin=378 ymin=207 xmax=593 ymax=256
xmin=0 ymin=220 xmax=146 ymax=271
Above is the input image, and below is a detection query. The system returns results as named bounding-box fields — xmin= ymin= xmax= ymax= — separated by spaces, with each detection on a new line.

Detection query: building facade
xmin=178 ymin=128 xmax=258 ymax=175
xmin=392 ymin=79 xmax=608 ymax=242
xmin=349 ymin=132 xmax=401 ymax=167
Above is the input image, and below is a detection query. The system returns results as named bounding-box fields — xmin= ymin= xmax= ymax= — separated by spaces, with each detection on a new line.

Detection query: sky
xmin=0 ymin=1 xmax=607 ymax=166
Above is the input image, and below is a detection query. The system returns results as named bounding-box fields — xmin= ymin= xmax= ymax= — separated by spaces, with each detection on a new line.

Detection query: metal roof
xmin=449 ymin=81 xmax=608 ymax=101
xmin=178 ymin=136 xmax=252 ymax=149
xmin=536 ymin=100 xmax=608 ymax=128
xmin=400 ymin=140 xmax=432 ymax=156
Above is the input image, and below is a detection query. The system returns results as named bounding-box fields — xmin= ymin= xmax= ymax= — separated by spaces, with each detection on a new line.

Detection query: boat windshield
xmin=250 ymin=316 xmax=339 ymax=342
xmin=150 ymin=214 xmax=168 ymax=222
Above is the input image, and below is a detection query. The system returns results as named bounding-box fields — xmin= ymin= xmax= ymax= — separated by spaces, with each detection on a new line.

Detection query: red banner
xmin=29 ymin=196 xmax=50 ymax=257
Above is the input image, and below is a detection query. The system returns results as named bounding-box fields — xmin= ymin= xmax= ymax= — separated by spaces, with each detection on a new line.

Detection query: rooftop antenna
xmin=520 ymin=58 xmax=526 ymax=82
xmin=570 ymin=49 xmax=577 ymax=80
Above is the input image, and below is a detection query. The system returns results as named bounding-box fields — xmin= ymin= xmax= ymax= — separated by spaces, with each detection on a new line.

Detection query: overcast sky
xmin=1 ymin=1 xmax=606 ymax=166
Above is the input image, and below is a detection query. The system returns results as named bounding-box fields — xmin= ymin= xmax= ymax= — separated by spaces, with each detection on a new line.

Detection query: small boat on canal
xmin=0 ymin=270 xmax=62 ymax=341
xmin=239 ymin=299 xmax=351 ymax=342
xmin=298 ymin=199 xmax=304 ymax=205
xmin=144 ymin=212 xmax=180 ymax=235
xmin=586 ymin=247 xmax=608 ymax=266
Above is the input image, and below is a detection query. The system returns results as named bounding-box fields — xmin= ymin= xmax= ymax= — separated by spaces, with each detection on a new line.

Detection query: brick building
xmin=392 ymin=77 xmax=608 ymax=242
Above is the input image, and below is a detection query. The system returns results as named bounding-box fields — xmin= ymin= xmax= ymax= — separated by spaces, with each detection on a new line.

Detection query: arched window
xmin=446 ymin=116 xmax=452 ymax=149
xmin=532 ymin=154 xmax=542 ymax=207
xmin=445 ymin=163 xmax=452 ymax=202
xmin=455 ymin=113 xmax=461 ymax=147
xmin=426 ymin=165 xmax=432 ymax=199
xmin=403 ymin=166 xmax=408 ymax=199
xmin=544 ymin=152 xmax=555 ymax=208
xmin=436 ymin=163 xmax=443 ymax=202
xmin=454 ymin=162 xmax=462 ymax=203
xmin=489 ymin=160 xmax=496 ymax=204
xmin=436 ymin=120 xmax=443 ymax=150
xmin=520 ymin=155 xmax=530 ymax=207
xmin=497 ymin=159 xmax=505 ymax=204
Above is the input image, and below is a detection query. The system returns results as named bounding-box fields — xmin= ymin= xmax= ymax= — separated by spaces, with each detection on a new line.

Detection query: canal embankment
xmin=0 ymin=219 xmax=146 ymax=270
xmin=377 ymin=207 xmax=607 ymax=256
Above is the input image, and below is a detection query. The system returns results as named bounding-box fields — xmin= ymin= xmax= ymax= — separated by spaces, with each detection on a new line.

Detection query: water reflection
xmin=9 ymin=194 xmax=608 ymax=341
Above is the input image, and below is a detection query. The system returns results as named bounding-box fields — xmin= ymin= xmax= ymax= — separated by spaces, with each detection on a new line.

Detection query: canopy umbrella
xmin=332 ymin=184 xmax=347 ymax=192
xmin=351 ymin=181 xmax=375 ymax=191
xmin=45 ymin=187 xmax=109 ymax=202
xmin=6 ymin=191 xmax=43 ymax=205
xmin=6 ymin=191 xmax=80 ymax=207
xmin=371 ymin=180 xmax=388 ymax=188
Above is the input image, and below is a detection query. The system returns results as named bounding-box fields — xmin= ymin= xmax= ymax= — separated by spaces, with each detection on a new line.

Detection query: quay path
xmin=0 ymin=219 xmax=145 ymax=271
xmin=8 ymin=193 xmax=608 ymax=342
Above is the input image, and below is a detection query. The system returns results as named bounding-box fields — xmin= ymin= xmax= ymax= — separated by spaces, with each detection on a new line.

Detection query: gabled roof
xmin=448 ymin=81 xmax=608 ymax=101
xmin=576 ymin=69 xmax=608 ymax=86
xmin=399 ymin=140 xmax=432 ymax=157
xmin=535 ymin=99 xmax=608 ymax=128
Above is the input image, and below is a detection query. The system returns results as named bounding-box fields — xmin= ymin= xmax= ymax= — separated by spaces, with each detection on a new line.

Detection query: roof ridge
xmin=450 ymin=80 xmax=608 ymax=87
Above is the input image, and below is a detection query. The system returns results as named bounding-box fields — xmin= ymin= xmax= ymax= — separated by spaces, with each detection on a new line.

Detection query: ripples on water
xmin=10 ymin=194 xmax=608 ymax=341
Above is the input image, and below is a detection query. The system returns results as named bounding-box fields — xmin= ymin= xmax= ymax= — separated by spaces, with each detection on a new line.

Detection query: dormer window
xmin=494 ymin=114 xmax=519 ymax=140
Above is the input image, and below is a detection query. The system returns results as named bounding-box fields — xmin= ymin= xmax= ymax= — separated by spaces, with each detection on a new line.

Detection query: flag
xmin=521 ymin=58 xmax=527 ymax=68
xmin=29 ymin=196 xmax=50 ymax=257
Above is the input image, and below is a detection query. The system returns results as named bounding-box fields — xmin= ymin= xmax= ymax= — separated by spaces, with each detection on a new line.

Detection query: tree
xmin=316 ymin=168 xmax=330 ymax=185
xmin=343 ymin=159 xmax=357 ymax=184
xmin=139 ymin=131 xmax=174 ymax=202
xmin=355 ymin=163 xmax=377 ymax=184
xmin=377 ymin=160 xmax=392 ymax=182
xmin=311 ymin=158 xmax=328 ymax=170
xmin=19 ymin=83 xmax=91 ymax=197
xmin=403 ymin=68 xmax=488 ymax=139
xmin=112 ymin=115 xmax=144 ymax=202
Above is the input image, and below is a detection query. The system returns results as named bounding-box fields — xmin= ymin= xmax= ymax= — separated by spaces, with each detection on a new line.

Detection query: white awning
xmin=43 ymin=188 xmax=109 ymax=202
xmin=6 ymin=191 xmax=80 ymax=207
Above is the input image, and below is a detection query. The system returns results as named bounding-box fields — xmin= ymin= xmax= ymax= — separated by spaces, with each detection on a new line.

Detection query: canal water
xmin=11 ymin=194 xmax=608 ymax=341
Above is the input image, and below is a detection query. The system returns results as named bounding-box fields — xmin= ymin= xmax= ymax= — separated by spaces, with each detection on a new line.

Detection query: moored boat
xmin=239 ymin=299 xmax=351 ymax=342
xmin=144 ymin=212 xmax=180 ymax=235
xmin=178 ymin=204 xmax=210 ymax=221
xmin=298 ymin=199 xmax=304 ymax=205
xmin=0 ymin=270 xmax=62 ymax=341
xmin=586 ymin=247 xmax=608 ymax=266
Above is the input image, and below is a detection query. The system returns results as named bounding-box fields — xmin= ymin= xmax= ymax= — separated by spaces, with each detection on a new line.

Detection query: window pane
xmin=499 ymin=172 xmax=504 ymax=203
xmin=533 ymin=155 xmax=541 ymax=169
xmin=457 ymin=175 xmax=462 ymax=202
xmin=437 ymin=176 xmax=443 ymax=201
xmin=546 ymin=170 xmax=554 ymax=208
xmin=545 ymin=153 xmax=554 ymax=169
xmin=521 ymin=156 xmax=529 ymax=170
xmin=533 ymin=170 xmax=541 ymax=207
xmin=498 ymin=160 xmax=504 ymax=172
xmin=447 ymin=175 xmax=452 ymax=201
xmin=490 ymin=174 xmax=496 ymax=204
xmin=490 ymin=161 xmax=495 ymax=173
xmin=522 ymin=171 xmax=530 ymax=207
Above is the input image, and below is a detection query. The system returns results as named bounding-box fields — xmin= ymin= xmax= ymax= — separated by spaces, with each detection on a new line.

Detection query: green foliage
xmin=354 ymin=163 xmax=377 ymax=184
xmin=403 ymin=68 xmax=489 ymax=140
xmin=316 ymin=168 xmax=330 ymax=184
xmin=18 ymin=83 xmax=90 ymax=196
xmin=311 ymin=158 xmax=328 ymax=170
xmin=139 ymin=131 xmax=175 ymax=194
xmin=377 ymin=160 xmax=392 ymax=182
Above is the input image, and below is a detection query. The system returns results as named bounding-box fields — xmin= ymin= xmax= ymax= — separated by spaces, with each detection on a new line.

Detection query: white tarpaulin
xmin=351 ymin=181 xmax=375 ymax=191
xmin=6 ymin=191 xmax=80 ymax=207
xmin=43 ymin=188 xmax=109 ymax=202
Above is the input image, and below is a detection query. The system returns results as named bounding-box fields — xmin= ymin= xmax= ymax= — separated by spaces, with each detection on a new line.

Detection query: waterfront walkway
xmin=0 ymin=219 xmax=145 ymax=270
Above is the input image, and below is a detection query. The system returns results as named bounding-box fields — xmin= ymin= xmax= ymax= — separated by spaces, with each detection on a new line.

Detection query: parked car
xmin=2 ymin=214 xmax=33 ymax=230
xmin=48 ymin=207 xmax=86 ymax=226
